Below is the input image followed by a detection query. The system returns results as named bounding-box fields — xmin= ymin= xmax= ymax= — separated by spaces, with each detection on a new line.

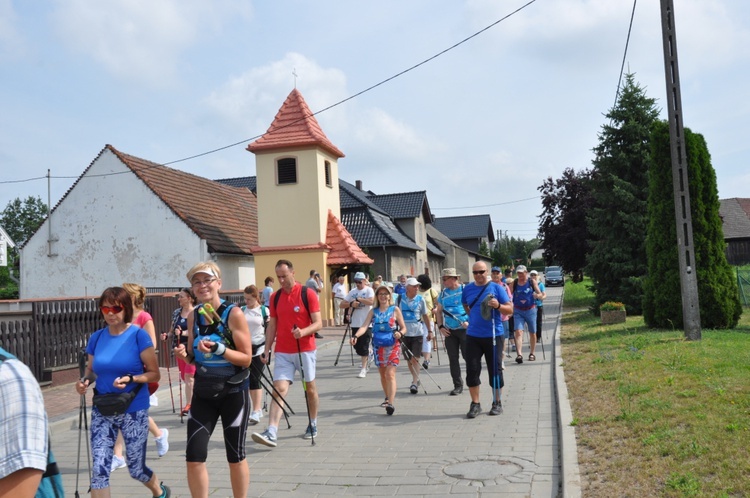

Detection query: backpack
xmin=195 ymin=301 xmax=237 ymax=349
xmin=273 ymin=285 xmax=313 ymax=321
xmin=241 ymin=304 xmax=269 ymax=329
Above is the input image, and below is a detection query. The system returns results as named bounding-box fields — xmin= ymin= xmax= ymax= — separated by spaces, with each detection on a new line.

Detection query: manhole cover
xmin=444 ymin=459 xmax=523 ymax=480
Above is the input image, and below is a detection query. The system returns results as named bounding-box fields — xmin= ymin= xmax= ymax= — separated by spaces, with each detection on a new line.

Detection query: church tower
xmin=248 ymin=89 xmax=372 ymax=324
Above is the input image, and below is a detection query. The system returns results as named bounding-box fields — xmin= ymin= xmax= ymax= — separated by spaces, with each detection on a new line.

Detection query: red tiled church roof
xmin=326 ymin=210 xmax=374 ymax=265
xmin=108 ymin=145 xmax=259 ymax=255
xmin=247 ymin=89 xmax=345 ymax=158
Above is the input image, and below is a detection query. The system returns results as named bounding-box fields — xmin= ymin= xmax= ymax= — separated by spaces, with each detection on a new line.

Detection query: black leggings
xmin=186 ymin=388 xmax=250 ymax=463
xmin=536 ymin=306 xmax=543 ymax=338
xmin=465 ymin=335 xmax=504 ymax=390
xmin=249 ymin=355 xmax=265 ymax=390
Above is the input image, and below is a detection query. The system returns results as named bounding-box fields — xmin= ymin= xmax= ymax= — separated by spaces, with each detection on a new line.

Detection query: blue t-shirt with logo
xmin=461 ymin=282 xmax=509 ymax=338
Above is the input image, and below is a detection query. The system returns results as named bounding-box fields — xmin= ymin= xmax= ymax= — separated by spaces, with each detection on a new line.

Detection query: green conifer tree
xmin=587 ymin=74 xmax=659 ymax=313
xmin=644 ymin=121 xmax=741 ymax=329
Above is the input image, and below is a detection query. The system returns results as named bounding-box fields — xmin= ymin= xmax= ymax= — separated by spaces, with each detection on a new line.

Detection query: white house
xmin=20 ymin=145 xmax=258 ymax=298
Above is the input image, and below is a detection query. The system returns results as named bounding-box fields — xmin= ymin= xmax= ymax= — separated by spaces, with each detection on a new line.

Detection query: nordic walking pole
xmin=163 ymin=336 xmax=176 ymax=413
xmin=491 ymin=310 xmax=501 ymax=409
xmin=75 ymin=349 xmax=93 ymax=497
xmin=537 ymin=308 xmax=546 ymax=360
xmin=333 ymin=322 xmax=350 ymax=366
xmin=295 ymin=327 xmax=315 ymax=446
xmin=432 ymin=322 xmax=441 ymax=366
xmin=399 ymin=338 xmax=441 ymax=391
xmin=259 ymin=362 xmax=293 ymax=428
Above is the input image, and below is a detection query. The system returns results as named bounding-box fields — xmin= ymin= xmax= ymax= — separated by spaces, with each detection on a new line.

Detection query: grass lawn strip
xmin=561 ymin=279 xmax=750 ymax=497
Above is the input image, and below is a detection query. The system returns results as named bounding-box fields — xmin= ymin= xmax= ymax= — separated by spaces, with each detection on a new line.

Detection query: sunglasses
xmin=472 ymin=270 xmax=486 ymax=275
xmin=192 ymin=278 xmax=217 ymax=288
xmin=354 ymin=280 xmax=363 ymax=284
xmin=100 ymin=305 xmax=124 ymax=314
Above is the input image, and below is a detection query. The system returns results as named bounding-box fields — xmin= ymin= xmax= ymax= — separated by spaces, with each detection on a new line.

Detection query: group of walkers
xmin=1 ymin=257 xmax=548 ymax=498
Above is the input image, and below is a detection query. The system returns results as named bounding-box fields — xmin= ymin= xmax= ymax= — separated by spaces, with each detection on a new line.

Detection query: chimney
xmin=355 ymin=180 xmax=363 ymax=191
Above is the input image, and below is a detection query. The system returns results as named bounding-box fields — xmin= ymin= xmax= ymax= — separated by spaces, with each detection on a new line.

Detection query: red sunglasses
xmin=100 ymin=305 xmax=124 ymax=314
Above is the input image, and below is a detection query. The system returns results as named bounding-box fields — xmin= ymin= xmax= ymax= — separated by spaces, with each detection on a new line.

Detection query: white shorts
xmin=273 ymin=351 xmax=317 ymax=383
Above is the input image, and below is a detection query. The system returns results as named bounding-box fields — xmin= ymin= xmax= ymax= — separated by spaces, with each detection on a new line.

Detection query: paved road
xmin=47 ymin=287 xmax=573 ymax=497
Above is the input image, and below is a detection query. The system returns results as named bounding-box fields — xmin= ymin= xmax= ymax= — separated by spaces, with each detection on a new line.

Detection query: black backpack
xmin=273 ymin=285 xmax=313 ymax=321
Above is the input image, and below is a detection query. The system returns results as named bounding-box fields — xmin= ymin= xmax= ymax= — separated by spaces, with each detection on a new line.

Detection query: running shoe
xmin=251 ymin=429 xmax=277 ymax=448
xmin=110 ymin=455 xmax=126 ymax=471
xmin=467 ymin=402 xmax=482 ymax=419
xmin=155 ymin=428 xmax=169 ymax=457
xmin=303 ymin=424 xmax=318 ymax=439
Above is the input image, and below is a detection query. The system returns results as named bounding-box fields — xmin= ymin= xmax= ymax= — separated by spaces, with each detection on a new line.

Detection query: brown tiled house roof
xmin=109 ymin=145 xmax=258 ymax=255
xmin=325 ymin=210 xmax=374 ymax=265
xmin=720 ymin=198 xmax=750 ymax=240
xmin=246 ymin=89 xmax=344 ymax=158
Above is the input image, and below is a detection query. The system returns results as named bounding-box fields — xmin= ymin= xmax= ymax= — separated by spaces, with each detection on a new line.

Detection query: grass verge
xmin=562 ymin=280 xmax=750 ymax=497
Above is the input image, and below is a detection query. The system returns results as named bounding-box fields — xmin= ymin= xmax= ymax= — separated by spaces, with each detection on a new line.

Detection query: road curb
xmin=554 ymin=307 xmax=582 ymax=497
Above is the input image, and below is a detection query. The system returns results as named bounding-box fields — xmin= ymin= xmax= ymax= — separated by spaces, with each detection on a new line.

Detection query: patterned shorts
xmin=374 ymin=342 xmax=401 ymax=368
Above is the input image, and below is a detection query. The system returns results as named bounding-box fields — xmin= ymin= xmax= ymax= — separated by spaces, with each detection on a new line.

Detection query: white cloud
xmin=204 ymin=52 xmax=348 ymax=138
xmin=50 ymin=0 xmax=250 ymax=87
xmin=353 ymin=107 xmax=440 ymax=162
xmin=203 ymin=52 xmax=439 ymax=167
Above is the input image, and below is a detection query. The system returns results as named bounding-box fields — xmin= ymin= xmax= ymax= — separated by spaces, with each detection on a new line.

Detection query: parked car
xmin=544 ymin=268 xmax=565 ymax=287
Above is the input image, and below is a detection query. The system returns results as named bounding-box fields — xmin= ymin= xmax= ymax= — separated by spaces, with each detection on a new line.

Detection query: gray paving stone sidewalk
xmin=50 ymin=288 xmax=571 ymax=497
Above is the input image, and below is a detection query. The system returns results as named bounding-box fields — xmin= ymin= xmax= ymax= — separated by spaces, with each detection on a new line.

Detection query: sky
xmin=1 ymin=0 xmax=748 ymax=242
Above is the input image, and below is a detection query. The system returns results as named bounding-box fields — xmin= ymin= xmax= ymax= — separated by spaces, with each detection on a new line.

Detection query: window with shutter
xmin=324 ymin=161 xmax=332 ymax=187
xmin=277 ymin=158 xmax=297 ymax=185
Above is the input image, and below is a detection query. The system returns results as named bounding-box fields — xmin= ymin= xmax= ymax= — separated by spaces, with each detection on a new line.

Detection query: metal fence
xmin=0 ymin=291 xmax=243 ymax=382
xmin=738 ymin=269 xmax=750 ymax=307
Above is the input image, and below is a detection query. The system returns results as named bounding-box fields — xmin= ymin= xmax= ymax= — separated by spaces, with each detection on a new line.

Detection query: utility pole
xmin=659 ymin=0 xmax=701 ymax=340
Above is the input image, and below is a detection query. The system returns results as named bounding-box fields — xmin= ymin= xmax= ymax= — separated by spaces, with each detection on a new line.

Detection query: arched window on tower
xmin=277 ymin=157 xmax=297 ymax=185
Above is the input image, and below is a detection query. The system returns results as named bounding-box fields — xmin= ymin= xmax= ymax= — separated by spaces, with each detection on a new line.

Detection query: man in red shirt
xmin=251 ymin=259 xmax=323 ymax=448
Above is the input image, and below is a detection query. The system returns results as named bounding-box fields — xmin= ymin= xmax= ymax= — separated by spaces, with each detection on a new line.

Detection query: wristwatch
xmin=125 ymin=374 xmax=134 ymax=384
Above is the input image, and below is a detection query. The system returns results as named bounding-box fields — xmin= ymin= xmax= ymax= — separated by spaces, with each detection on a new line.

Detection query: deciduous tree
xmin=538 ymin=167 xmax=592 ymax=282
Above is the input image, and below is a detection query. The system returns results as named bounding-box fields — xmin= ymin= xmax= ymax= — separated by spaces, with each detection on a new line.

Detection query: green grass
xmin=560 ymin=285 xmax=750 ymax=497
xmin=562 ymin=277 xmax=594 ymax=310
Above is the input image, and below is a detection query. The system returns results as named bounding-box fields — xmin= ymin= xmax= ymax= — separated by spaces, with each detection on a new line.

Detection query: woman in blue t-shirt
xmin=75 ymin=287 xmax=170 ymax=498
xmin=351 ymin=285 xmax=406 ymax=415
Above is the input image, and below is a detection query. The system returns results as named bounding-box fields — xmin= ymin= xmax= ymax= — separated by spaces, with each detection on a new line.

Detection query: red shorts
xmin=178 ymin=357 xmax=196 ymax=379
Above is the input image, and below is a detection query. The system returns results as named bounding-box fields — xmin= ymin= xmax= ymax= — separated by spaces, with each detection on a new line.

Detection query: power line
xmin=612 ymin=0 xmax=638 ymax=109
xmin=432 ymin=195 xmax=541 ymax=210
xmin=0 ymin=0 xmax=538 ymax=185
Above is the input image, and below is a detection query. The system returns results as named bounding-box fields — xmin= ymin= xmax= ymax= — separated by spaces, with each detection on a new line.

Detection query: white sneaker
xmin=110 ymin=455 xmax=126 ymax=471
xmin=357 ymin=367 xmax=367 ymax=378
xmin=501 ymin=361 xmax=506 ymax=370
xmin=248 ymin=410 xmax=262 ymax=425
xmin=155 ymin=427 xmax=169 ymax=457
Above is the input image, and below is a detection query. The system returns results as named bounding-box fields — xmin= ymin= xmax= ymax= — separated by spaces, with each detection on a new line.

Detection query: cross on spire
xmin=292 ymin=68 xmax=298 ymax=89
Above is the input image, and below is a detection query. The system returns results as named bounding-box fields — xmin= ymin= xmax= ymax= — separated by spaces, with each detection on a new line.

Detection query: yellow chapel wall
xmin=253 ymin=251 xmax=335 ymax=326
xmin=255 ymin=147 xmax=341 ymax=248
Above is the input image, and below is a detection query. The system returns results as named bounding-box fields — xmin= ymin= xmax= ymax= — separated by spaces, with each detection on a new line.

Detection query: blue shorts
xmin=513 ymin=307 xmax=538 ymax=334
xmin=502 ymin=319 xmax=510 ymax=339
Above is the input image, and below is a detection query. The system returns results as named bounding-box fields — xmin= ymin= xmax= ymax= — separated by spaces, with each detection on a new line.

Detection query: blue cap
xmin=491 ymin=266 xmax=502 ymax=273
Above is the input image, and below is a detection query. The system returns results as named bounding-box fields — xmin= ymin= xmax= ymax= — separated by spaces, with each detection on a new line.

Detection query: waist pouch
xmin=251 ymin=342 xmax=266 ymax=355
xmin=194 ymin=367 xmax=249 ymax=400
xmin=92 ymin=383 xmax=143 ymax=416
